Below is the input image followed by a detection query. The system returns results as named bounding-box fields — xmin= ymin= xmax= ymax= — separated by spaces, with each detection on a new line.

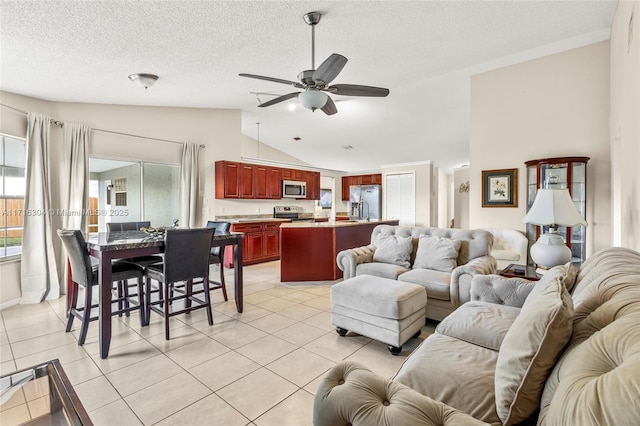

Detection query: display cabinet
xmin=525 ymin=156 xmax=590 ymax=264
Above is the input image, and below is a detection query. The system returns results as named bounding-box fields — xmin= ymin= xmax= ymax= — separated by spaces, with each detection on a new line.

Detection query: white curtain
xmin=20 ymin=112 xmax=59 ymax=303
xmin=179 ymin=142 xmax=199 ymax=228
xmin=62 ymin=122 xmax=90 ymax=230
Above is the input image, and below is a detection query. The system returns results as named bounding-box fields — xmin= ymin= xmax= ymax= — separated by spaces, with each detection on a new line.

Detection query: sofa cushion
xmin=357 ymin=262 xmax=410 ymax=280
xmin=491 ymin=249 xmax=520 ymax=262
xmin=372 ymin=234 xmax=413 ymax=268
xmin=413 ymin=235 xmax=461 ymax=272
xmin=494 ymin=267 xmax=574 ymax=425
xmin=398 ymin=268 xmax=452 ymax=301
xmin=393 ymin=333 xmax=501 ymax=425
xmin=436 ymin=301 xmax=521 ymax=351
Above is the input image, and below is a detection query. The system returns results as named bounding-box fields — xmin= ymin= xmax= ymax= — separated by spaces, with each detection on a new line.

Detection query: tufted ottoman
xmin=331 ymin=275 xmax=427 ymax=354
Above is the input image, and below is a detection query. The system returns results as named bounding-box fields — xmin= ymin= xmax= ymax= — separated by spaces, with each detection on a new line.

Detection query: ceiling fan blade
xmin=313 ymin=54 xmax=348 ymax=85
xmin=321 ymin=96 xmax=338 ymax=115
xmin=329 ymin=84 xmax=390 ymax=97
xmin=258 ymin=92 xmax=300 ymax=108
xmin=239 ymin=73 xmax=304 ymax=88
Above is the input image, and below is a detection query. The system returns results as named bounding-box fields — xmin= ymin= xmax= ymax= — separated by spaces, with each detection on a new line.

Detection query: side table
xmin=499 ymin=263 xmax=541 ymax=281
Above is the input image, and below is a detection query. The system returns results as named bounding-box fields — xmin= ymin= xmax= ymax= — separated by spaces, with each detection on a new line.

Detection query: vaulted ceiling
xmin=0 ymin=1 xmax=617 ymax=172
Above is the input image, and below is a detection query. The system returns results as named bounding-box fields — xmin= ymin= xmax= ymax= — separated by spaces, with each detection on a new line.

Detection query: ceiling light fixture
xmin=299 ymin=89 xmax=328 ymax=111
xmin=128 ymin=73 xmax=158 ymax=90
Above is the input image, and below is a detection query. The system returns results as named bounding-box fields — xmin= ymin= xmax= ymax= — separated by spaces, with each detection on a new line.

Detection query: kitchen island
xmin=280 ymin=219 xmax=399 ymax=282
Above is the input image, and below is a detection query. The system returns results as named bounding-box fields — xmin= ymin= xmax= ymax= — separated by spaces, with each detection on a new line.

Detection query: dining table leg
xmin=97 ymin=251 xmax=113 ymax=359
xmin=234 ymin=239 xmax=243 ymax=313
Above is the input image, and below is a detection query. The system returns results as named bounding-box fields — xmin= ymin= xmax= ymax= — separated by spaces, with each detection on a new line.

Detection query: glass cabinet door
xmin=525 ymin=157 xmax=590 ymax=265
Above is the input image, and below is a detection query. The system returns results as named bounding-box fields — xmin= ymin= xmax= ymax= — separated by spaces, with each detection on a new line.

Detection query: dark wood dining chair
xmin=144 ymin=228 xmax=216 ymax=340
xmin=206 ymin=221 xmax=231 ymax=301
xmin=57 ymin=229 xmax=146 ymax=345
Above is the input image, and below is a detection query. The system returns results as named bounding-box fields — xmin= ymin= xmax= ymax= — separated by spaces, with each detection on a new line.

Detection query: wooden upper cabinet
xmin=216 ymin=161 xmax=312 ymax=200
xmin=282 ymin=168 xmax=304 ymax=180
xmin=341 ymin=174 xmax=382 ymax=200
xmin=239 ymin=163 xmax=255 ymax=198
xmin=304 ymin=171 xmax=320 ymax=200
xmin=215 ymin=161 xmax=240 ymax=199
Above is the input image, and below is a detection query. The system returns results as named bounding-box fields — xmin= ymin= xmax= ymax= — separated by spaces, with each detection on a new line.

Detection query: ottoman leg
xmin=388 ymin=345 xmax=402 ymax=355
xmin=413 ymin=330 xmax=421 ymax=339
xmin=336 ymin=326 xmax=348 ymax=336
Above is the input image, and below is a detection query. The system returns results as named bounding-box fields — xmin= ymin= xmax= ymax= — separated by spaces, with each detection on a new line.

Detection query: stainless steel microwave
xmin=282 ymin=180 xmax=306 ymax=198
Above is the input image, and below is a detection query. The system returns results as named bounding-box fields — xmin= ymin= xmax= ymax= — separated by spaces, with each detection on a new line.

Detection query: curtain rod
xmin=2 ymin=103 xmax=63 ymax=127
xmin=0 ymin=103 xmax=204 ymax=148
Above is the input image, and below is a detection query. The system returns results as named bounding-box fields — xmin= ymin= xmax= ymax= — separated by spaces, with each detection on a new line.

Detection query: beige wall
xmin=469 ymin=41 xmax=611 ymax=257
xmin=454 ymin=166 xmax=470 ymax=229
xmin=610 ymin=1 xmax=640 ymax=250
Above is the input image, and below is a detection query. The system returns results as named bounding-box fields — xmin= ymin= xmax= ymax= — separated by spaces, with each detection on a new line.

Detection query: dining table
xmin=83 ymin=230 xmax=244 ymax=358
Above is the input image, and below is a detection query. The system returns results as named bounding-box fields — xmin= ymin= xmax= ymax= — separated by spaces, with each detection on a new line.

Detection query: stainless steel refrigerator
xmin=349 ymin=185 xmax=382 ymax=220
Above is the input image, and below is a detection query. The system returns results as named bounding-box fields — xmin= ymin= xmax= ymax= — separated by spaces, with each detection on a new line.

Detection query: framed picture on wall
xmin=319 ymin=188 xmax=332 ymax=209
xmin=482 ymin=168 xmax=518 ymax=207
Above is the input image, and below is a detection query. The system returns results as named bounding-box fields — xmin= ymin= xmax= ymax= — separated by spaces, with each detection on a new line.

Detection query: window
xmin=1 ymin=134 xmax=26 ymax=259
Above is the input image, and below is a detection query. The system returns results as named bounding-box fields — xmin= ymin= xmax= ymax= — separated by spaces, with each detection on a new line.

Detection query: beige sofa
xmin=484 ymin=228 xmax=529 ymax=270
xmin=336 ymin=225 xmax=496 ymax=320
xmin=314 ymin=247 xmax=640 ymax=425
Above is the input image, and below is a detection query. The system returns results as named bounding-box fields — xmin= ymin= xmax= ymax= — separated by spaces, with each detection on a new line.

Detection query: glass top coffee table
xmin=0 ymin=359 xmax=92 ymax=425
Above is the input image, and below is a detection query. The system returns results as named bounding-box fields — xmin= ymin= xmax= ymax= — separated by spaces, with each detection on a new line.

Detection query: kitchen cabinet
xmin=304 ymin=171 xmax=321 ymax=200
xmin=341 ymin=173 xmax=382 ymax=200
xmin=216 ymin=161 xmax=308 ymax=200
xmin=224 ymin=220 xmax=283 ymax=266
xmin=215 ymin=161 xmax=240 ymax=199
xmin=525 ymin=156 xmax=590 ymax=264
xmin=282 ymin=168 xmax=304 ymax=180
xmin=239 ymin=163 xmax=255 ymax=198
xmin=254 ymin=165 xmax=282 ymax=199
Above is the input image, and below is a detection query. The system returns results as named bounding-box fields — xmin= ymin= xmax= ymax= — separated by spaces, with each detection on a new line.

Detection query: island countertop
xmin=280 ymin=219 xmax=398 ymax=228
xmin=280 ymin=219 xmax=399 ymax=282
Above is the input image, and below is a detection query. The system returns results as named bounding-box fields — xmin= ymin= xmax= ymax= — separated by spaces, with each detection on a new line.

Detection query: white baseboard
xmin=0 ymin=298 xmax=21 ymax=311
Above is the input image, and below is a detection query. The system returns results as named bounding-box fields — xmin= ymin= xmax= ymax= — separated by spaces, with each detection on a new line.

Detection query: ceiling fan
xmin=239 ymin=11 xmax=389 ymax=116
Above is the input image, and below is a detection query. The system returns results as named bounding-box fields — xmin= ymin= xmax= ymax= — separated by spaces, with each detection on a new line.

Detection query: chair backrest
xmin=206 ymin=221 xmax=231 ymax=257
xmin=57 ymin=229 xmax=94 ymax=288
xmin=163 ymin=228 xmax=215 ymax=283
xmin=106 ymin=221 xmax=151 ymax=232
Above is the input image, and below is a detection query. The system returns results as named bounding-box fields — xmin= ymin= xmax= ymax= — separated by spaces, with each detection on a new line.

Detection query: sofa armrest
xmin=313 ymin=361 xmax=491 ymax=426
xmin=471 ymin=274 xmax=538 ymax=308
xmin=450 ymin=255 xmax=497 ymax=306
xmin=336 ymin=245 xmax=376 ymax=280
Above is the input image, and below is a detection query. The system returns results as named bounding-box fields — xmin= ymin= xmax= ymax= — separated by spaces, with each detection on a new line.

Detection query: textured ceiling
xmin=0 ymin=1 xmax=617 ymax=173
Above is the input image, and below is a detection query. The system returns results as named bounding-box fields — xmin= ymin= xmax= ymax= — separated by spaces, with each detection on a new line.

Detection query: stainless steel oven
xmin=282 ymin=180 xmax=307 ymax=198
xmin=274 ymin=206 xmax=314 ymax=222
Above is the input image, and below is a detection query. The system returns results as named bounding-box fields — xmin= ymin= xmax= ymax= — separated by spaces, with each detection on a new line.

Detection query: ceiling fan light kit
xmin=299 ymin=90 xmax=328 ymax=110
xmin=239 ymin=11 xmax=389 ymax=115
xmin=128 ymin=73 xmax=158 ymax=89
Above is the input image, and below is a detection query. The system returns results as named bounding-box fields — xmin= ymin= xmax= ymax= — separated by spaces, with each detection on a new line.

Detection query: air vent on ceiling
xmin=293 ymin=137 xmax=301 ymax=141
xmin=342 ymin=145 xmax=354 ymax=150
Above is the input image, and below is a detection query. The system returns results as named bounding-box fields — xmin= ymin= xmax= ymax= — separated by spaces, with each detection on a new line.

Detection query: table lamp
xmin=522 ymin=188 xmax=587 ymax=270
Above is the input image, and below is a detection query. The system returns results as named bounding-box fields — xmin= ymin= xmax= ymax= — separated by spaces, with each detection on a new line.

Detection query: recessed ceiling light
xmin=293 ymin=137 xmax=302 ymax=141
xmin=342 ymin=145 xmax=354 ymax=150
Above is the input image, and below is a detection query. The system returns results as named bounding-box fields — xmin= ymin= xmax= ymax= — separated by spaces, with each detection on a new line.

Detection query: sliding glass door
xmin=89 ymin=159 xmax=179 ymax=231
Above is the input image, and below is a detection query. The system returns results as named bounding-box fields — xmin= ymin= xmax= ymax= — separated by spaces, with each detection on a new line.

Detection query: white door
xmin=385 ymin=172 xmax=416 ymax=226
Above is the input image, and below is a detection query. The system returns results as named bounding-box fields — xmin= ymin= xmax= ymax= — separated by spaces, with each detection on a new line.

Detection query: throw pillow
xmin=413 ymin=235 xmax=461 ymax=272
xmin=494 ymin=268 xmax=574 ymax=425
xmin=372 ymin=234 xmax=413 ymax=268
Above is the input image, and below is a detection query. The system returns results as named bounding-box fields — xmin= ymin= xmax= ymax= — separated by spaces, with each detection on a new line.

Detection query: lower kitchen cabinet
xmin=224 ymin=221 xmax=283 ymax=267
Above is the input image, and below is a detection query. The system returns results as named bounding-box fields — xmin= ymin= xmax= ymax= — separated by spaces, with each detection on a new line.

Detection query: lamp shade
xmin=522 ymin=188 xmax=587 ymax=227
xmin=299 ymin=89 xmax=328 ymax=110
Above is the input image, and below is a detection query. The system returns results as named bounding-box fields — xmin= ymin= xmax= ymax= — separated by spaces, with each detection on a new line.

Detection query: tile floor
xmin=1 ymin=261 xmax=436 ymax=425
